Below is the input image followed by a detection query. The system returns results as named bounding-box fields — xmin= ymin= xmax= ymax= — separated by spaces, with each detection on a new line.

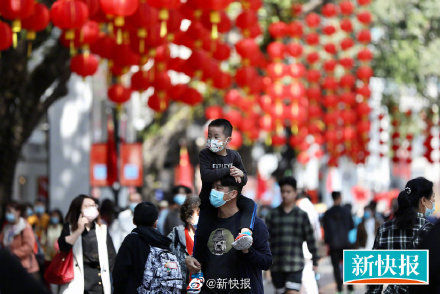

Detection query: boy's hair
xmin=278 ymin=177 xmax=297 ymax=191
xmin=208 ymin=119 xmax=233 ymax=137
xmin=171 ymin=185 xmax=192 ymax=195
xmin=331 ymin=191 xmax=342 ymax=201
xmin=134 ymin=201 xmax=158 ymax=227
xmin=220 ymin=175 xmax=244 ymax=195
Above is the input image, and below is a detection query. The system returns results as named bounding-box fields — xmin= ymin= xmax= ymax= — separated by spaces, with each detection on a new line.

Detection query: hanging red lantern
xmin=213 ymin=72 xmax=232 ymax=90
xmin=236 ymin=66 xmax=261 ymax=94
xmin=291 ymin=3 xmax=302 ymax=16
xmin=324 ymin=59 xmax=337 ymax=72
xmin=323 ymin=94 xmax=338 ymax=108
xmin=272 ymin=134 xmax=286 ymax=147
xmin=307 ymin=87 xmax=321 ymax=101
xmin=148 ymin=92 xmax=169 ymax=112
xmin=288 ymin=21 xmax=303 ymax=38
xmin=225 ymin=89 xmax=242 ymax=106
xmin=340 ymin=92 xmax=356 ymax=105
xmin=146 ymin=0 xmax=181 ymax=37
xmin=236 ymin=10 xmax=258 ymax=33
xmin=306 ymin=52 xmax=320 ymax=64
xmin=289 ymin=63 xmax=306 ymax=78
xmin=108 ymin=84 xmax=132 ymax=104
xmin=340 ymin=37 xmax=355 ymax=50
xmin=70 ymin=53 xmax=99 ymax=77
xmin=340 ymin=18 xmax=353 ymax=33
xmin=305 ymin=32 xmax=320 ymax=46
xmin=322 ymin=76 xmax=338 ymax=91
xmin=131 ymin=70 xmax=151 ymax=92
xmin=286 ymin=43 xmax=303 ymax=58
xmin=307 ymin=69 xmax=321 ymax=83
xmin=179 ymin=87 xmax=202 ymax=106
xmin=357 ymin=29 xmax=372 ymax=44
xmin=339 ymin=57 xmax=354 ymax=69
xmin=358 ymin=0 xmax=371 ymax=6
xmin=112 ymin=43 xmax=140 ymax=69
xmin=22 ymin=3 xmax=50 ymax=42
xmin=323 ymin=24 xmax=336 ymax=36
xmin=324 ymin=43 xmax=337 ymax=55
xmin=50 ymin=0 xmax=89 ymax=52
xmin=341 ymin=109 xmax=357 ymax=124
xmin=357 ymin=102 xmax=370 ymax=116
xmin=322 ymin=3 xmax=338 ymax=18
xmin=211 ymin=40 xmax=231 ymax=61
xmin=100 ymin=0 xmax=139 ymax=43
xmin=0 ymin=21 xmax=13 ymax=51
xmin=0 ymin=0 xmax=35 ymax=47
xmin=169 ymin=84 xmax=187 ymax=101
xmin=259 ymin=114 xmax=274 ymax=132
xmin=91 ymin=33 xmax=115 ymax=59
xmin=305 ymin=13 xmax=320 ymax=28
xmin=205 ymin=106 xmax=223 ymax=120
xmin=229 ymin=131 xmax=243 ymax=149
xmin=77 ymin=21 xmax=100 ymax=48
xmin=339 ymin=0 xmax=354 ymax=15
xmin=343 ymin=126 xmax=356 ymax=141
xmin=267 ymin=42 xmax=285 ymax=60
xmin=358 ymin=48 xmax=373 ymax=62
xmin=269 ymin=21 xmax=288 ymax=39
xmin=340 ymin=73 xmax=356 ymax=88
xmin=80 ymin=0 xmax=100 ymax=17
xmin=357 ymin=11 xmax=372 ymax=25
xmin=224 ymin=109 xmax=242 ymax=127
xmin=357 ymin=65 xmax=373 ymax=81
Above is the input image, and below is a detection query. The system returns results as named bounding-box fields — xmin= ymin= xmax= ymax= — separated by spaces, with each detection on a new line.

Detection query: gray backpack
xmin=137 ymin=246 xmax=183 ymax=294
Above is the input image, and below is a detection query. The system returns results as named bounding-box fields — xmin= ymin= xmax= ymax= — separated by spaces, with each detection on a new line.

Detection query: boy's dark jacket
xmin=113 ymin=226 xmax=172 ymax=294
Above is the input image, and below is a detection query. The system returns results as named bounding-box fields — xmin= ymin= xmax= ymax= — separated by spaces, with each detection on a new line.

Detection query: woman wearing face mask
xmin=168 ymin=196 xmax=201 ymax=290
xmin=0 ymin=202 xmax=40 ymax=279
xmin=367 ymin=177 xmax=435 ymax=294
xmin=41 ymin=209 xmax=64 ymax=263
xmin=58 ymin=195 xmax=116 ymax=294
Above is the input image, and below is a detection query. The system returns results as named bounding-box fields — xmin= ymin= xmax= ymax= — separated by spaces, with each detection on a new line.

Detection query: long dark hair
xmin=395 ymin=177 xmax=433 ymax=229
xmin=65 ymin=194 xmax=98 ymax=231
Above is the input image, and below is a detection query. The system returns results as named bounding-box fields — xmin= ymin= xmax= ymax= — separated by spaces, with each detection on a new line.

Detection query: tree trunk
xmin=0 ymin=142 xmax=20 ymax=214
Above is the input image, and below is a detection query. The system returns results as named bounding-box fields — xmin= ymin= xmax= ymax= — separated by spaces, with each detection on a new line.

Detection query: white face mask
xmin=192 ymin=214 xmax=199 ymax=226
xmin=83 ymin=207 xmax=99 ymax=222
xmin=207 ymin=138 xmax=227 ymax=153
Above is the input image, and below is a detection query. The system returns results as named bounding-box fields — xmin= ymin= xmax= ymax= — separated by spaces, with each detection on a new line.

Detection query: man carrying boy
xmin=188 ymin=119 xmax=258 ymax=292
xmin=187 ymin=176 xmax=272 ymax=293
xmin=265 ymin=177 xmax=319 ymax=294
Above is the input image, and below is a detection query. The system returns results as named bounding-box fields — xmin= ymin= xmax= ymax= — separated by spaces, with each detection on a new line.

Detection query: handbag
xmin=44 ymin=249 xmax=74 ymax=284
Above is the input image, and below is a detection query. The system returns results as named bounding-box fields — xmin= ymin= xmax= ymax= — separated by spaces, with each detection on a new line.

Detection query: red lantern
xmin=339 ymin=57 xmax=354 ymax=69
xmin=127 ymin=2 xmax=158 ymax=28
xmin=288 ymin=21 xmax=303 ymax=38
xmin=289 ymin=63 xmax=306 ymax=78
xmin=306 ymin=52 xmax=320 ymax=64
xmin=286 ymin=43 xmax=303 ymax=58
xmin=224 ymin=109 xmax=242 ymax=127
xmin=50 ymin=0 xmax=89 ymax=30
xmin=205 ymin=106 xmax=223 ymax=120
xmin=323 ymin=94 xmax=338 ymax=108
xmin=339 ymin=0 xmax=354 ymax=15
xmin=22 ymin=3 xmax=50 ymax=40
xmin=340 ymin=73 xmax=356 ymax=88
xmin=213 ymin=72 xmax=232 ymax=90
xmin=307 ymin=87 xmax=321 ymax=101
xmin=340 ymin=38 xmax=355 ymax=50
xmin=70 ymin=53 xmax=99 ymax=77
xmin=357 ymin=29 xmax=372 ymax=44
xmin=323 ymin=24 xmax=336 ymax=36
xmin=305 ymin=13 xmax=320 ymax=28
xmin=91 ymin=33 xmax=115 ymax=59
xmin=259 ymin=114 xmax=274 ymax=131
xmin=0 ymin=0 xmax=35 ymax=46
xmin=341 ymin=109 xmax=357 ymax=124
xmin=267 ymin=42 xmax=285 ymax=60
xmin=322 ymin=3 xmax=338 ymax=18
xmin=358 ymin=48 xmax=373 ymax=62
xmin=307 ymin=69 xmax=321 ymax=83
xmin=357 ymin=102 xmax=370 ymax=116
xmin=235 ymin=66 xmax=261 ymax=94
xmin=146 ymin=0 xmax=181 ymax=37
xmin=272 ymin=134 xmax=286 ymax=147
xmin=340 ymin=92 xmax=356 ymax=105
xmin=77 ymin=21 xmax=100 ymax=47
xmin=305 ymin=32 xmax=320 ymax=46
xmin=357 ymin=65 xmax=373 ymax=81
xmin=236 ymin=10 xmax=258 ymax=31
xmin=108 ymin=84 xmax=132 ymax=104
xmin=324 ymin=59 xmax=337 ymax=72
xmin=343 ymin=126 xmax=356 ymax=141
xmin=291 ymin=3 xmax=302 ymax=16
xmin=229 ymin=131 xmax=243 ymax=149
xmin=148 ymin=92 xmax=169 ymax=112
xmin=131 ymin=70 xmax=151 ymax=92
xmin=269 ymin=21 xmax=287 ymax=39
xmin=324 ymin=43 xmax=337 ymax=55
xmin=358 ymin=0 xmax=371 ymax=6
xmin=340 ymin=19 xmax=353 ymax=33
xmin=322 ymin=76 xmax=338 ymax=91
xmin=179 ymin=87 xmax=202 ymax=106
xmin=225 ymin=89 xmax=242 ymax=106
xmin=80 ymin=0 xmax=101 ymax=17
xmin=357 ymin=11 xmax=372 ymax=25
xmin=0 ymin=21 xmax=13 ymax=51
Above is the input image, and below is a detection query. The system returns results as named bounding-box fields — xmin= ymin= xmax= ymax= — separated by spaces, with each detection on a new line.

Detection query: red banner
xmin=120 ymin=143 xmax=143 ymax=187
xmin=90 ymin=144 xmax=109 ymax=186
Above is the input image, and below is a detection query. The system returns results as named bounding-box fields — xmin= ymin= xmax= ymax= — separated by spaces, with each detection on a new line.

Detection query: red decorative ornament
xmin=324 ymin=59 xmax=337 ymax=72
xmin=267 ymin=42 xmax=285 ymax=60
xmin=307 ymin=69 xmax=321 ymax=83
xmin=305 ymin=32 xmax=320 ymax=46
xmin=272 ymin=135 xmax=286 ymax=147
xmin=289 ymin=63 xmax=306 ymax=78
xmin=323 ymin=94 xmax=338 ymax=108
xmin=77 ymin=21 xmax=100 ymax=47
xmin=224 ymin=89 xmax=242 ymax=106
xmin=305 ymin=13 xmax=320 ymax=28
xmin=179 ymin=87 xmax=202 ymax=106
xmin=323 ymin=25 xmax=336 ymax=36
xmin=147 ymin=0 xmax=181 ymax=37
xmin=357 ymin=29 xmax=372 ymax=44
xmin=357 ymin=11 xmax=372 ymax=25
xmin=148 ymin=92 xmax=169 ymax=112
xmin=224 ymin=109 xmax=242 ymax=127
xmin=340 ymin=18 xmax=353 ymax=33
xmin=288 ymin=21 xmax=303 ymax=38
xmin=50 ymin=0 xmax=89 ymax=30
xmin=229 ymin=131 xmax=243 ymax=149
xmin=340 ymin=92 xmax=356 ymax=105
xmin=339 ymin=0 xmax=354 ymax=15
xmin=80 ymin=0 xmax=101 ymax=17
xmin=358 ymin=0 xmax=371 ymax=6
xmin=339 ymin=57 xmax=354 ymax=69
xmin=340 ymin=38 xmax=355 ymax=50
xmin=0 ymin=21 xmax=13 ymax=51
xmin=322 ymin=76 xmax=338 ymax=91
xmin=236 ymin=10 xmax=258 ymax=32
xmin=70 ymin=53 xmax=99 ymax=77
xmin=0 ymin=0 xmax=35 ymax=47
xmin=108 ymin=84 xmax=132 ymax=104
xmin=357 ymin=65 xmax=374 ymax=81
xmin=357 ymin=102 xmax=370 ymax=116
xmin=357 ymin=48 xmax=373 ymax=62
xmin=131 ymin=70 xmax=151 ymax=92
xmin=324 ymin=43 xmax=337 ymax=55
xmin=322 ymin=3 xmax=338 ymax=18
xmin=291 ymin=3 xmax=302 ymax=16
xmin=22 ymin=3 xmax=50 ymax=40
xmin=340 ymin=73 xmax=356 ymax=88
xmin=269 ymin=21 xmax=288 ymax=39
xmin=286 ymin=43 xmax=303 ymax=58
xmin=306 ymin=52 xmax=320 ymax=64
xmin=205 ymin=106 xmax=223 ymax=120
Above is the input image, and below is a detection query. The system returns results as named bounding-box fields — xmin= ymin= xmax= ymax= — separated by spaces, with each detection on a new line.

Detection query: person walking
xmin=58 ymin=195 xmax=116 ymax=294
xmin=168 ymin=196 xmax=201 ymax=289
xmin=367 ymin=177 xmax=434 ymax=294
xmin=322 ymin=191 xmax=354 ymax=294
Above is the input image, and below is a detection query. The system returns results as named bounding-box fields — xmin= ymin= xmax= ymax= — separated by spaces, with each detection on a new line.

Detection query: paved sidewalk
xmin=264 ymin=256 xmax=366 ymax=294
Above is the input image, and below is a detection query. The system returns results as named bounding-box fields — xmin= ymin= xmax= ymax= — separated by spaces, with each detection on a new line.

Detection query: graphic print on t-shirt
xmin=207 ymin=228 xmax=234 ymax=256
xmin=212 ymin=163 xmax=233 ymax=169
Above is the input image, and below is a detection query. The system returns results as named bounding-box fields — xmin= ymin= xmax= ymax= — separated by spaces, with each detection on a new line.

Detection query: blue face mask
xmin=210 ymin=189 xmax=227 ymax=208
xmin=35 ymin=206 xmax=45 ymax=215
xmin=425 ymin=200 xmax=436 ymax=217
xmin=364 ymin=211 xmax=372 ymax=219
xmin=174 ymin=194 xmax=186 ymax=206
xmin=6 ymin=213 xmax=16 ymax=223
xmin=27 ymin=208 xmax=34 ymax=216
xmin=50 ymin=217 xmax=59 ymax=224
xmin=129 ymin=202 xmax=138 ymax=212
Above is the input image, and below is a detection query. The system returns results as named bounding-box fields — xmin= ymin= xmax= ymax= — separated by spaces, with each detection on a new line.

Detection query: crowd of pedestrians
xmin=0 ymin=118 xmax=439 ymax=294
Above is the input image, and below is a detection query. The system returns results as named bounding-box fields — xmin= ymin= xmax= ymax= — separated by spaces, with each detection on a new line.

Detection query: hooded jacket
xmin=113 ymin=226 xmax=172 ymax=294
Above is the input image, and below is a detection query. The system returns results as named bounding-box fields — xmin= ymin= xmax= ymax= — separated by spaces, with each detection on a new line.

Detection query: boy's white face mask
xmin=207 ymin=138 xmax=227 ymax=153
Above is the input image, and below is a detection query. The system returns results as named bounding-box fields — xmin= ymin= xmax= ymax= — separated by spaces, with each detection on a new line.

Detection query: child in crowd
xmin=187 ymin=118 xmax=257 ymax=293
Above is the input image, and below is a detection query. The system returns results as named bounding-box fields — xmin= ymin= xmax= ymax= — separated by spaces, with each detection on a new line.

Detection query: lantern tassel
xmin=210 ymin=11 xmax=220 ymax=40
xmin=116 ymin=29 xmax=123 ymax=45
xmin=159 ymin=9 xmax=169 ymax=38
xmin=160 ymin=21 xmax=167 ymax=38
xmin=27 ymin=43 xmax=32 ymax=57
xmin=212 ymin=24 xmax=218 ymax=40
xmin=12 ymin=20 xmax=21 ymax=48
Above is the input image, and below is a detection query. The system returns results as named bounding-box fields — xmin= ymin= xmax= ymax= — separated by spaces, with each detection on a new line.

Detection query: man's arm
xmin=199 ymin=149 xmax=230 ymax=183
xmin=302 ymin=213 xmax=319 ymax=266
xmin=240 ymin=219 xmax=272 ymax=270
xmin=113 ymin=236 xmax=134 ymax=294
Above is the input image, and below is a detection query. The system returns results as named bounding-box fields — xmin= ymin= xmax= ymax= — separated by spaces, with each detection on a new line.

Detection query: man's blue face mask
xmin=209 ymin=189 xmax=231 ymax=208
